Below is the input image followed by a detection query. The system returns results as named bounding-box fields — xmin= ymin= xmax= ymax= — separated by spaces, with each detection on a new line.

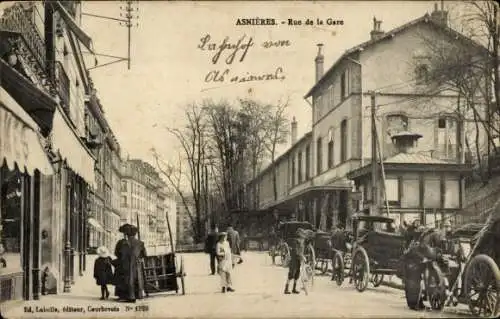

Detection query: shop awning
xmin=51 ymin=110 xmax=96 ymax=187
xmin=0 ymin=87 xmax=54 ymax=176
xmin=53 ymin=1 xmax=94 ymax=54
xmin=88 ymin=218 xmax=104 ymax=232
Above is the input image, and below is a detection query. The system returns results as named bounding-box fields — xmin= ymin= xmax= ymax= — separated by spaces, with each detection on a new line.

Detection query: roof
xmin=248 ymin=131 xmax=313 ymax=184
xmin=352 ymin=214 xmax=394 ymax=223
xmin=384 ymin=152 xmax=449 ymax=165
xmin=305 ymin=13 xmax=488 ymax=99
xmin=346 ymin=152 xmax=472 ymax=180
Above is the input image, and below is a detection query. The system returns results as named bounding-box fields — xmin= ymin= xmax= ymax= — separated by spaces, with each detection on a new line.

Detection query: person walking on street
xmin=113 ymin=224 xmax=147 ymax=303
xmin=284 ymin=228 xmax=306 ymax=294
xmin=216 ymin=232 xmax=235 ymax=293
xmin=205 ymin=226 xmax=219 ymax=275
xmin=94 ymin=246 xmax=114 ymax=300
xmin=227 ymin=226 xmax=243 ymax=266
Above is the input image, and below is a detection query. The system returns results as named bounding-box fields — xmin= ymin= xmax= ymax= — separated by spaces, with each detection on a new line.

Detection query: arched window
xmin=340 ymin=119 xmax=348 ymax=162
xmin=415 ymin=64 xmax=429 ymax=85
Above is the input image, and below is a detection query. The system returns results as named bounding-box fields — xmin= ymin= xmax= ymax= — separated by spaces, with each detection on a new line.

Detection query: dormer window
xmin=415 ymin=64 xmax=429 ymax=85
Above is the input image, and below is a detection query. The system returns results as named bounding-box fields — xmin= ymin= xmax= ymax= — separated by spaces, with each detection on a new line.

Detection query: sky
xmin=2 ymin=1 xmax=467 ymax=166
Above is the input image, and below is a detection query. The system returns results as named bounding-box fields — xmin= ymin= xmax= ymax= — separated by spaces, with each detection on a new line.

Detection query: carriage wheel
xmin=352 ymin=246 xmax=370 ymax=292
xmin=320 ymin=259 xmax=329 ymax=275
xmin=305 ymin=244 xmax=316 ymax=269
xmin=332 ymin=250 xmax=345 ymax=286
xmin=371 ymin=273 xmax=384 ymax=288
xmin=281 ymin=243 xmax=290 ymax=267
xmin=426 ymin=263 xmax=446 ymax=311
xmin=178 ymin=255 xmax=186 ymax=295
xmin=404 ymin=261 xmax=424 ymax=310
xmin=464 ymin=254 xmax=500 ymax=318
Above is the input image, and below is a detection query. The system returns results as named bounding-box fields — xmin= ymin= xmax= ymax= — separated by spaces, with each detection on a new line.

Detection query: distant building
xmin=247 ymin=6 xmax=482 ymax=231
xmin=121 ymin=159 xmax=171 ymax=255
xmin=176 ymin=196 xmax=195 ymax=245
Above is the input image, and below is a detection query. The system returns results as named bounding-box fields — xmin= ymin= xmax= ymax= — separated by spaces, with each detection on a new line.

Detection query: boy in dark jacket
xmin=94 ymin=246 xmax=114 ymax=300
xmin=284 ymin=228 xmax=306 ymax=294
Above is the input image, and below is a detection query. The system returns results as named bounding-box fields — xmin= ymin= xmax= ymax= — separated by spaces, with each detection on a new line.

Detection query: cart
xmin=332 ymin=214 xmax=406 ymax=292
xmin=402 ymin=219 xmax=500 ymax=317
xmin=137 ymin=213 xmax=187 ymax=297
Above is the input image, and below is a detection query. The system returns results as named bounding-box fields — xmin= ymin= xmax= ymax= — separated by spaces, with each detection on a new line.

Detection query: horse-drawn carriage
xmin=331 ymin=214 xmax=405 ymax=291
xmin=270 ymin=221 xmax=316 ymax=269
xmin=402 ymin=218 xmax=500 ymax=318
xmin=313 ymin=231 xmax=334 ymax=274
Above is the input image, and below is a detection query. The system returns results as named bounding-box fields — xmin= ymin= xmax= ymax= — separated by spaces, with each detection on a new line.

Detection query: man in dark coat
xmin=204 ymin=226 xmax=218 ymax=275
xmin=284 ymin=228 xmax=305 ymax=294
xmin=113 ymin=224 xmax=147 ymax=302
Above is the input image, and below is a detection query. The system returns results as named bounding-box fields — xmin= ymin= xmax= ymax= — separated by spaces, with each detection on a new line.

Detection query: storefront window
xmin=424 ymin=176 xmax=441 ymax=208
xmin=401 ymin=175 xmax=420 ymax=208
xmin=0 ymin=165 xmax=22 ymax=271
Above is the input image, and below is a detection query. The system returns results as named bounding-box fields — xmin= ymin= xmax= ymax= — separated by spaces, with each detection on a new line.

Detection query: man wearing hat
xmin=284 ymin=228 xmax=306 ymax=294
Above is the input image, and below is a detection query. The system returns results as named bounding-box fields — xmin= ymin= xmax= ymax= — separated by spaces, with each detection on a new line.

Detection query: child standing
xmin=94 ymin=246 xmax=114 ymax=300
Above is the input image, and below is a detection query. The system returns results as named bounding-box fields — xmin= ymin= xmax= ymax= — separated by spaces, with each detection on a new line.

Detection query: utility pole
xmin=370 ymin=91 xmax=379 ymax=215
xmin=120 ymin=0 xmax=139 ymax=70
xmin=81 ymin=1 xmax=139 ymax=70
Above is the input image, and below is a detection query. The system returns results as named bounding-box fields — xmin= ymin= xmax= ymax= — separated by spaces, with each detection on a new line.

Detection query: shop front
xmin=48 ymin=109 xmax=96 ymax=293
xmin=0 ymin=87 xmax=54 ymax=301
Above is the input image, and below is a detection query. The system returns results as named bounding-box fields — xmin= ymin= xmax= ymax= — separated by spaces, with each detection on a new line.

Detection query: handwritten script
xmin=197 ymin=34 xmax=290 ymax=86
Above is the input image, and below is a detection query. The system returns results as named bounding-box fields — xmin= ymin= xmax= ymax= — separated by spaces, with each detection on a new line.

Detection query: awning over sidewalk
xmin=0 ymin=87 xmax=54 ymax=176
xmin=88 ymin=218 xmax=104 ymax=232
xmin=54 ymin=1 xmax=94 ymax=54
xmin=51 ymin=110 xmax=96 ymax=187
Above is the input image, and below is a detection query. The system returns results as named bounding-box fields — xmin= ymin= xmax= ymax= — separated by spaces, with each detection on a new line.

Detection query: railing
xmin=0 ymin=3 xmax=46 ymax=70
xmin=55 ymin=61 xmax=70 ymax=111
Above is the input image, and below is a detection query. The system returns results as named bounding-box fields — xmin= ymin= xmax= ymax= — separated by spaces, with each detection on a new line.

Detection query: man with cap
xmin=284 ymin=228 xmax=306 ymax=294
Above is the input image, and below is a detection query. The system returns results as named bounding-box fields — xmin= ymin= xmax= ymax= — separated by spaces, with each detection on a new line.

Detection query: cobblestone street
xmin=2 ymin=252 xmax=474 ymax=318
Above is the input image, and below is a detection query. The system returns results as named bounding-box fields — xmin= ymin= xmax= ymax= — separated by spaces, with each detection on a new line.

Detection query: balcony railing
xmin=55 ymin=61 xmax=70 ymax=111
xmin=0 ymin=3 xmax=46 ymax=71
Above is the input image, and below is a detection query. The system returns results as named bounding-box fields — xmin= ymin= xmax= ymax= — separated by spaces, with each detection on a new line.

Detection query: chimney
xmin=430 ymin=2 xmax=448 ymax=27
xmin=315 ymin=44 xmax=324 ymax=83
xmin=291 ymin=117 xmax=298 ymax=145
xmin=370 ymin=17 xmax=385 ymax=40
xmin=390 ymin=131 xmax=423 ymax=154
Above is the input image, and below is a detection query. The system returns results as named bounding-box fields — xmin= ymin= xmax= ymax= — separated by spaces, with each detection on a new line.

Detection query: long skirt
xmin=219 ymin=270 xmax=232 ymax=288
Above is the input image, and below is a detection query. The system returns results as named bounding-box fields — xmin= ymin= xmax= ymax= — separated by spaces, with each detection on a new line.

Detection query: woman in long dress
xmin=216 ymin=232 xmax=235 ymax=293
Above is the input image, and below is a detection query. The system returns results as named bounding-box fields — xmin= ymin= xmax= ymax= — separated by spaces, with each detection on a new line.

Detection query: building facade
xmin=247 ymin=7 xmax=485 ymax=232
xmin=120 ymin=159 xmax=171 ymax=255
xmin=1 ymin=0 xmax=99 ymax=298
xmin=84 ymin=91 xmax=122 ymax=253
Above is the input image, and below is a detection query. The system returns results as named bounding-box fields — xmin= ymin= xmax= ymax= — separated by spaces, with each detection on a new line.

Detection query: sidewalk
xmin=1 ymin=255 xmax=108 ymax=318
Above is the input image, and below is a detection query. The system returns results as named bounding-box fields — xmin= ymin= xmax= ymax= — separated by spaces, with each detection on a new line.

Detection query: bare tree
xmin=414 ymin=3 xmax=498 ymax=179
xmin=262 ymin=97 xmax=290 ymax=201
xmin=151 ymin=103 xmax=209 ymax=242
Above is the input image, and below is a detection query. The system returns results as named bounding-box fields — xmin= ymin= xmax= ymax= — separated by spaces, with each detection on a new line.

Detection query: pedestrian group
xmin=93 ymin=223 xmax=147 ymax=302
